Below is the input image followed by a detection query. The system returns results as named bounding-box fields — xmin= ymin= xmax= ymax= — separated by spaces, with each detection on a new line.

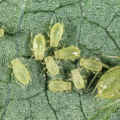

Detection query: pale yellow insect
xmin=0 ymin=29 xmax=4 ymax=38
xmin=11 ymin=58 xmax=30 ymax=85
xmin=50 ymin=23 xmax=64 ymax=47
xmin=71 ymin=69 xmax=85 ymax=90
xmin=79 ymin=58 xmax=109 ymax=92
xmin=44 ymin=56 xmax=59 ymax=75
xmin=48 ymin=80 xmax=71 ymax=92
xmin=54 ymin=46 xmax=81 ymax=60
xmin=32 ymin=34 xmax=45 ymax=60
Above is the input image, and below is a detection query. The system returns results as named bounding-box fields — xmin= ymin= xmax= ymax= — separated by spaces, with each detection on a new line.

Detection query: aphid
xmin=44 ymin=56 xmax=59 ymax=75
xmin=79 ymin=58 xmax=109 ymax=91
xmin=93 ymin=65 xmax=120 ymax=99
xmin=54 ymin=46 xmax=81 ymax=60
xmin=50 ymin=23 xmax=64 ymax=47
xmin=0 ymin=29 xmax=4 ymax=38
xmin=79 ymin=58 xmax=109 ymax=72
xmin=32 ymin=34 xmax=45 ymax=60
xmin=48 ymin=80 xmax=71 ymax=92
xmin=71 ymin=69 xmax=85 ymax=90
xmin=11 ymin=58 xmax=30 ymax=85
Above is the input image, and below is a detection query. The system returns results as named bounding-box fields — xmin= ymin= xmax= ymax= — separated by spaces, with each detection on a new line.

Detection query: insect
xmin=44 ymin=56 xmax=59 ymax=75
xmin=93 ymin=65 xmax=120 ymax=99
xmin=32 ymin=34 xmax=45 ymax=60
xmin=79 ymin=57 xmax=109 ymax=92
xmin=50 ymin=23 xmax=64 ymax=47
xmin=0 ymin=28 xmax=4 ymax=38
xmin=11 ymin=58 xmax=31 ymax=85
xmin=71 ymin=69 xmax=85 ymax=90
xmin=48 ymin=80 xmax=71 ymax=92
xmin=54 ymin=46 xmax=81 ymax=60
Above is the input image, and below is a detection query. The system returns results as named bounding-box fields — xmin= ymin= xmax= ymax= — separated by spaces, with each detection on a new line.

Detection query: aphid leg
xmin=86 ymin=65 xmax=102 ymax=92
xmin=61 ymin=36 xmax=66 ymax=40
xmin=98 ymin=99 xmax=120 ymax=110
xmin=102 ymin=63 xmax=110 ymax=69
xmin=91 ymin=82 xmax=99 ymax=95
xmin=71 ymin=56 xmax=80 ymax=61
xmin=29 ymin=43 xmax=33 ymax=51
xmin=74 ymin=88 xmax=81 ymax=94
xmin=29 ymin=32 xmax=34 ymax=51
xmin=89 ymin=56 xmax=99 ymax=61
xmin=47 ymin=31 xmax=50 ymax=37
xmin=7 ymin=62 xmax=12 ymax=68
xmin=15 ymin=81 xmax=25 ymax=89
xmin=45 ymin=45 xmax=51 ymax=51
xmin=23 ymin=64 xmax=28 ymax=67
xmin=47 ymin=72 xmax=56 ymax=79
xmin=11 ymin=71 xmax=14 ymax=76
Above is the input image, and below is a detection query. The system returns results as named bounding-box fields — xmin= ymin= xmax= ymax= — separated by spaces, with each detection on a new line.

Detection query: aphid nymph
xmin=71 ymin=69 xmax=85 ymax=90
xmin=11 ymin=58 xmax=30 ymax=85
xmin=54 ymin=46 xmax=81 ymax=60
xmin=44 ymin=56 xmax=59 ymax=75
xmin=50 ymin=23 xmax=64 ymax=47
xmin=79 ymin=57 xmax=109 ymax=91
xmin=32 ymin=34 xmax=45 ymax=60
xmin=48 ymin=80 xmax=71 ymax=92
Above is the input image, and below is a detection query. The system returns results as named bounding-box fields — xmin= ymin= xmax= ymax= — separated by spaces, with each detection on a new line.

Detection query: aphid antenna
xmin=98 ymin=54 xmax=120 ymax=60
xmin=98 ymin=99 xmax=120 ymax=110
xmin=86 ymin=65 xmax=102 ymax=93
xmin=91 ymin=82 xmax=99 ymax=95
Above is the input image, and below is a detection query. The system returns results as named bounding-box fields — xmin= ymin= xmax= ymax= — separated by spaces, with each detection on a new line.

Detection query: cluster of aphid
xmin=1 ymin=23 xmax=120 ymax=109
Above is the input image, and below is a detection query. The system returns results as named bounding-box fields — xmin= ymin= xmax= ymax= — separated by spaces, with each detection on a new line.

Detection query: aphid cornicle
xmin=54 ymin=46 xmax=81 ymax=60
xmin=50 ymin=23 xmax=64 ymax=47
xmin=44 ymin=56 xmax=59 ymax=75
xmin=33 ymin=34 xmax=45 ymax=60
xmin=94 ymin=65 xmax=120 ymax=99
xmin=48 ymin=81 xmax=71 ymax=92
xmin=0 ymin=29 xmax=4 ymax=38
xmin=11 ymin=58 xmax=30 ymax=85
xmin=71 ymin=69 xmax=85 ymax=90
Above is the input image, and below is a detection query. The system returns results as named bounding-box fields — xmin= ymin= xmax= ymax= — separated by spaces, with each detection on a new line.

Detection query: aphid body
xmin=44 ymin=56 xmax=59 ymax=75
xmin=54 ymin=46 xmax=81 ymax=59
xmin=50 ymin=23 xmax=64 ymax=47
xmin=33 ymin=34 xmax=45 ymax=60
xmin=96 ymin=65 xmax=120 ymax=99
xmin=71 ymin=69 xmax=85 ymax=89
xmin=11 ymin=58 xmax=30 ymax=85
xmin=0 ymin=29 xmax=4 ymax=38
xmin=48 ymin=81 xmax=71 ymax=92
xmin=80 ymin=58 xmax=109 ymax=71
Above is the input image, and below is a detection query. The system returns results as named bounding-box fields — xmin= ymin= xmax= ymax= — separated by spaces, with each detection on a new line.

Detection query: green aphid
xmin=44 ymin=56 xmax=59 ymax=75
xmin=71 ymin=69 xmax=85 ymax=90
xmin=79 ymin=58 xmax=109 ymax=92
xmin=50 ymin=23 xmax=64 ymax=47
xmin=0 ymin=29 xmax=4 ymax=38
xmin=94 ymin=65 xmax=120 ymax=99
xmin=79 ymin=58 xmax=109 ymax=71
xmin=48 ymin=81 xmax=71 ymax=92
xmin=11 ymin=58 xmax=31 ymax=85
xmin=54 ymin=46 xmax=81 ymax=60
xmin=32 ymin=34 xmax=45 ymax=60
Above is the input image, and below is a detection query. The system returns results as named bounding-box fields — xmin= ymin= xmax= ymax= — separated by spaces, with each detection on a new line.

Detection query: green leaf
xmin=0 ymin=0 xmax=120 ymax=120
